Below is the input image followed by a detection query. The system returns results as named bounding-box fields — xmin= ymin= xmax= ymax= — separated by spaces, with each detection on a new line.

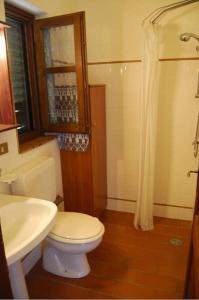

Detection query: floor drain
xmin=170 ymin=238 xmax=183 ymax=246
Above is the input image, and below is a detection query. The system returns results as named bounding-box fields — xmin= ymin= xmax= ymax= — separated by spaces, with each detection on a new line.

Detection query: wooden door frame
xmin=184 ymin=171 xmax=199 ymax=298
xmin=0 ymin=222 xmax=13 ymax=298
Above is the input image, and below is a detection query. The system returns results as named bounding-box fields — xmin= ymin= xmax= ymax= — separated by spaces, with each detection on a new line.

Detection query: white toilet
xmin=10 ymin=156 xmax=105 ymax=278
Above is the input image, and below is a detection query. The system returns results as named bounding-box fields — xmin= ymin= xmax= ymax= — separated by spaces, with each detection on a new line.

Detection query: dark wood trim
xmin=184 ymin=215 xmax=199 ymax=298
xmin=24 ymin=19 xmax=41 ymax=136
xmin=0 ymin=222 xmax=13 ymax=299
xmin=61 ymin=147 xmax=94 ymax=215
xmin=33 ymin=17 xmax=52 ymax=133
xmin=0 ymin=28 xmax=15 ymax=125
xmin=90 ymin=85 xmax=107 ymax=217
xmin=34 ymin=11 xmax=84 ymax=28
xmin=18 ymin=135 xmax=55 ymax=153
xmin=18 ymin=130 xmax=43 ymax=144
xmin=46 ymin=66 xmax=76 ymax=73
xmin=5 ymin=2 xmax=34 ymax=22
xmin=194 ymin=169 xmax=199 ymax=215
xmin=5 ymin=3 xmax=42 ymax=144
xmin=73 ymin=12 xmax=87 ymax=132
xmin=81 ymin=12 xmax=90 ymax=132
xmin=192 ymin=215 xmax=199 ymax=298
xmin=34 ymin=11 xmax=89 ymax=133
xmin=0 ymin=124 xmax=18 ymax=132
xmin=0 ymin=20 xmax=10 ymax=28
xmin=61 ymin=86 xmax=106 ymax=217
xmin=184 ymin=170 xmax=199 ymax=298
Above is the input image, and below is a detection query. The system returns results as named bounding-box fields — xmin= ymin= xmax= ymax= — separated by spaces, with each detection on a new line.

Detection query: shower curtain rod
xmin=142 ymin=0 xmax=188 ymax=24
xmin=143 ymin=0 xmax=199 ymax=24
xmin=152 ymin=0 xmax=199 ymax=23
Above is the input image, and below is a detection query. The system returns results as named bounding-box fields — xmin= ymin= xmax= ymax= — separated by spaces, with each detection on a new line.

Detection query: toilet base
xmin=43 ymin=245 xmax=91 ymax=278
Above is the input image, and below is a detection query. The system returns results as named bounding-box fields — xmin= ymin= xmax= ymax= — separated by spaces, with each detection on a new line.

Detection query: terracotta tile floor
xmin=26 ymin=210 xmax=192 ymax=299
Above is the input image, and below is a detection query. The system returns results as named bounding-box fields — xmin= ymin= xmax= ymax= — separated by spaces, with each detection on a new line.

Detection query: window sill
xmin=0 ymin=124 xmax=18 ymax=133
xmin=18 ymin=136 xmax=56 ymax=154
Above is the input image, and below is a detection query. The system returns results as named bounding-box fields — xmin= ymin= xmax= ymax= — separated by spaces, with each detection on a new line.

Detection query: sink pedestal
xmin=9 ymin=261 xmax=29 ymax=299
xmin=0 ymin=194 xmax=57 ymax=299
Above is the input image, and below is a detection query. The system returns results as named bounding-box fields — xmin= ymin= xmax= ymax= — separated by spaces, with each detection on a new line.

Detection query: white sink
xmin=0 ymin=194 xmax=57 ymax=265
xmin=0 ymin=194 xmax=57 ymax=298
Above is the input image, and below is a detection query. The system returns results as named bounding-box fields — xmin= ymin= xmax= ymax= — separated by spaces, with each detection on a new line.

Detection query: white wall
xmin=2 ymin=0 xmax=199 ymax=219
xmin=0 ymin=0 xmax=4 ymax=19
xmin=0 ymin=130 xmax=63 ymax=196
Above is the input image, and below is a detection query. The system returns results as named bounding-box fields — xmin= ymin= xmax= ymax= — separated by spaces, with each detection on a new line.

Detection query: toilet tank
xmin=11 ymin=156 xmax=56 ymax=202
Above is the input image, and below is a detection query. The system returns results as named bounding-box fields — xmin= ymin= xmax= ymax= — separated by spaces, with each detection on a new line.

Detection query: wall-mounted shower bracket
xmin=187 ymin=170 xmax=199 ymax=177
xmin=195 ymin=72 xmax=199 ymax=98
xmin=193 ymin=112 xmax=199 ymax=157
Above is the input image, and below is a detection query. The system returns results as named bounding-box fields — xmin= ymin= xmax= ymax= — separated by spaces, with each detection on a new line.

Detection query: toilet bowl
xmin=43 ymin=212 xmax=105 ymax=278
xmin=10 ymin=156 xmax=105 ymax=278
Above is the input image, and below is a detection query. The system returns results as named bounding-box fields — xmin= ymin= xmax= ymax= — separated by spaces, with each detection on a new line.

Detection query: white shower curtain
xmin=134 ymin=23 xmax=160 ymax=231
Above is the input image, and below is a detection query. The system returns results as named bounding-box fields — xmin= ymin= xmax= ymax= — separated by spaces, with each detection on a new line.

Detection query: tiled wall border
xmin=107 ymin=197 xmax=193 ymax=220
xmin=108 ymin=196 xmax=193 ymax=209
xmin=88 ymin=57 xmax=199 ymax=65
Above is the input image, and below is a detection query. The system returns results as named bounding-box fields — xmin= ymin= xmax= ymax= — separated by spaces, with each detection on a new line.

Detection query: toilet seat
xmin=48 ymin=212 xmax=105 ymax=244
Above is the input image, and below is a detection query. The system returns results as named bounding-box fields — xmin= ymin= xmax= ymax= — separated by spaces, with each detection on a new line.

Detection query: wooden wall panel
xmin=61 ymin=147 xmax=93 ymax=215
xmin=0 ymin=28 xmax=15 ymax=124
xmin=60 ymin=85 xmax=107 ymax=217
xmin=192 ymin=215 xmax=199 ymax=298
xmin=90 ymin=85 xmax=107 ymax=217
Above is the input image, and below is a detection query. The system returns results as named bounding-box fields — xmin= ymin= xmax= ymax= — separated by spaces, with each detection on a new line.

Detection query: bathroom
xmin=0 ymin=0 xmax=199 ymax=298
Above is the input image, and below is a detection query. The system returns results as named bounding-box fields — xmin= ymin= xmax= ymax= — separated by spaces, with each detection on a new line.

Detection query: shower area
xmin=134 ymin=0 xmax=199 ymax=229
xmin=87 ymin=0 xmax=199 ymax=226
xmin=154 ymin=45 xmax=199 ymax=217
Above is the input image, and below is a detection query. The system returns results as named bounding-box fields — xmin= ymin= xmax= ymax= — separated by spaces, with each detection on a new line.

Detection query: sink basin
xmin=0 ymin=194 xmax=57 ymax=265
xmin=0 ymin=194 xmax=57 ymax=299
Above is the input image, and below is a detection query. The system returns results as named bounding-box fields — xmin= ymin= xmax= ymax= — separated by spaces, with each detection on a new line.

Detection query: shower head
xmin=180 ymin=32 xmax=199 ymax=42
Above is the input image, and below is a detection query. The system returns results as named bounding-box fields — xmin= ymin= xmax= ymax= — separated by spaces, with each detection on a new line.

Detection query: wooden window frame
xmin=5 ymin=3 xmax=42 ymax=144
xmin=34 ymin=12 xmax=89 ymax=133
xmin=0 ymin=21 xmax=15 ymax=126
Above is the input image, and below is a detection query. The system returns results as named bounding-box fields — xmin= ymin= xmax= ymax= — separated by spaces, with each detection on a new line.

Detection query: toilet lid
xmin=49 ymin=212 xmax=104 ymax=242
